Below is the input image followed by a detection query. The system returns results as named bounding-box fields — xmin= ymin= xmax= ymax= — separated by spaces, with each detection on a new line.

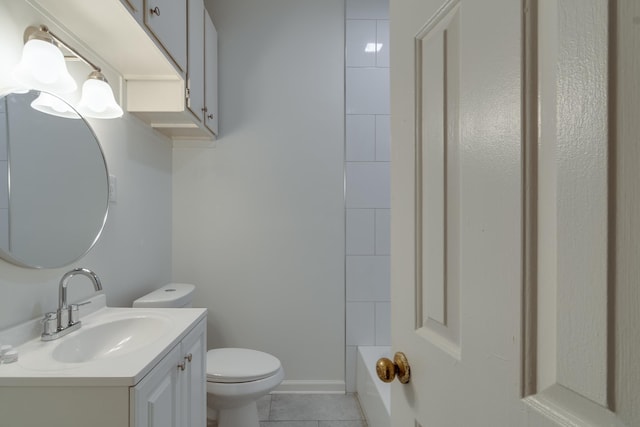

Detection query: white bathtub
xmin=356 ymin=346 xmax=390 ymax=427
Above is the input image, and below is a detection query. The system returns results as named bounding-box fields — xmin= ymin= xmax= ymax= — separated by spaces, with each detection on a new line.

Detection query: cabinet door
xmin=204 ymin=10 xmax=218 ymax=135
xmin=180 ymin=319 xmax=207 ymax=427
xmin=187 ymin=0 xmax=205 ymax=123
xmin=132 ymin=345 xmax=181 ymax=427
xmin=145 ymin=0 xmax=187 ymax=73
xmin=121 ymin=0 xmax=142 ymax=16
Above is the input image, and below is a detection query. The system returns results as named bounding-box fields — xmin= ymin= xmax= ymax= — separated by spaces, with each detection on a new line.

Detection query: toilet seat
xmin=206 ymin=348 xmax=282 ymax=383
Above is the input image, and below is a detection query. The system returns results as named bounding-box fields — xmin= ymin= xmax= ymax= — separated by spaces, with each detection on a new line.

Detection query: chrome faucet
xmin=41 ymin=268 xmax=103 ymax=341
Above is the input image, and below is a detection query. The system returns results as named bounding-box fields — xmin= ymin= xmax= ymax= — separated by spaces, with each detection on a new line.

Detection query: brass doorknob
xmin=376 ymin=352 xmax=411 ymax=384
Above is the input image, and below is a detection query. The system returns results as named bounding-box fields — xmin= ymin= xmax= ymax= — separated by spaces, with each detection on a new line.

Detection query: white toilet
xmin=133 ymin=283 xmax=284 ymax=427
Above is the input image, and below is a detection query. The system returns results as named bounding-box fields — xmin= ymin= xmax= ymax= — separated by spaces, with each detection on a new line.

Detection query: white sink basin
xmin=0 ymin=297 xmax=206 ymax=385
xmin=52 ymin=316 xmax=170 ymax=363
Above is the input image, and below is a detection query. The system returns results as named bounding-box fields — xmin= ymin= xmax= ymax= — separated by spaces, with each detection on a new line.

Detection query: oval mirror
xmin=0 ymin=90 xmax=109 ymax=268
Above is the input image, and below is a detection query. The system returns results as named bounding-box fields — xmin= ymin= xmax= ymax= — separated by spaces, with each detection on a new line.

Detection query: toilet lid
xmin=206 ymin=348 xmax=282 ymax=383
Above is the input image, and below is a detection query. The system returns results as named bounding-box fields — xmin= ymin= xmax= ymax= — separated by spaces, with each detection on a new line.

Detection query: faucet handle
xmin=69 ymin=305 xmax=79 ymax=325
xmin=42 ymin=312 xmax=58 ymax=336
xmin=69 ymin=300 xmax=92 ymax=325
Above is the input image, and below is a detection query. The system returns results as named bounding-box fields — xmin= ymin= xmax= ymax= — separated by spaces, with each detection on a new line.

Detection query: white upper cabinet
xmin=144 ymin=0 xmax=187 ymax=73
xmin=127 ymin=1 xmax=219 ymax=139
xmin=30 ymin=0 xmax=218 ymax=140
xmin=187 ymin=0 xmax=206 ymax=124
xmin=204 ymin=11 xmax=218 ymax=135
xmin=121 ymin=0 xmax=143 ymax=17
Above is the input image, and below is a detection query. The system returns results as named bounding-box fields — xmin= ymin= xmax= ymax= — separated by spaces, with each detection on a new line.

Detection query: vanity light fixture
xmin=30 ymin=92 xmax=81 ymax=119
xmin=12 ymin=25 xmax=123 ymax=119
xmin=12 ymin=26 xmax=77 ymax=94
xmin=77 ymin=71 xmax=123 ymax=119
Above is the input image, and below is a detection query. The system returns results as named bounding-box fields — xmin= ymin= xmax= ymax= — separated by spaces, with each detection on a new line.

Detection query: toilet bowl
xmin=133 ymin=284 xmax=284 ymax=427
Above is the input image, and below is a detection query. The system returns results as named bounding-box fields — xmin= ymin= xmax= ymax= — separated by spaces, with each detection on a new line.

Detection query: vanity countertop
xmin=0 ymin=296 xmax=206 ymax=387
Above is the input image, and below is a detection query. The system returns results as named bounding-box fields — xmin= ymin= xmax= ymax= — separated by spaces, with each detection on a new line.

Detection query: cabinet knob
xmin=150 ymin=6 xmax=161 ymax=16
xmin=177 ymin=361 xmax=186 ymax=371
xmin=207 ymin=114 xmax=214 ymax=120
xmin=185 ymin=353 xmax=193 ymax=363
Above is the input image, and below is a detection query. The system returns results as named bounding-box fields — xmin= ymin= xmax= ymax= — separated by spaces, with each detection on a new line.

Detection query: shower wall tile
xmin=344 ymin=0 xmax=389 ymax=397
xmin=346 ymin=68 xmax=390 ymax=115
xmin=0 ymin=161 xmax=8 ymax=210
xmin=0 ymin=107 xmax=6 ymax=162
xmin=346 ymin=20 xmax=376 ymax=67
xmin=346 ymin=115 xmax=375 ymax=161
xmin=345 ymin=162 xmax=390 ymax=208
xmin=346 ymin=0 xmax=389 ymax=19
xmin=346 ymin=345 xmax=357 ymax=392
xmin=0 ymin=209 xmax=7 ymax=250
xmin=375 ymin=302 xmax=391 ymax=346
xmin=346 ymin=255 xmax=390 ymax=301
xmin=376 ymin=21 xmax=390 ymax=68
xmin=375 ymin=209 xmax=390 ymax=255
xmin=375 ymin=115 xmax=391 ymax=162
xmin=346 ymin=302 xmax=375 ymax=345
xmin=346 ymin=209 xmax=375 ymax=255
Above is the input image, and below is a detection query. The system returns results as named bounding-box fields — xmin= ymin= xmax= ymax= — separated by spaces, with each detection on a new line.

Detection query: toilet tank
xmin=132 ymin=283 xmax=195 ymax=308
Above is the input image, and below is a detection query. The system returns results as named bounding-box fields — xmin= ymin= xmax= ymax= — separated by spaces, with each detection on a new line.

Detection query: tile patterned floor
xmin=207 ymin=393 xmax=368 ymax=427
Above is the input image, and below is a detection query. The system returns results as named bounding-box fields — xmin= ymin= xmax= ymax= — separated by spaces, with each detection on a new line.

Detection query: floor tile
xmin=319 ymin=422 xmax=368 ymax=427
xmin=270 ymin=394 xmax=364 ymax=421
xmin=259 ymin=395 xmax=272 ymax=420
xmin=260 ymin=422 xmax=319 ymax=427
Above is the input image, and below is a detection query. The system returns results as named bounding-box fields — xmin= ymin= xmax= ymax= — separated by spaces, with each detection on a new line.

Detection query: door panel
xmin=416 ymin=4 xmax=460 ymax=351
xmin=391 ymin=0 xmax=523 ymax=425
xmin=390 ymin=0 xmax=638 ymax=425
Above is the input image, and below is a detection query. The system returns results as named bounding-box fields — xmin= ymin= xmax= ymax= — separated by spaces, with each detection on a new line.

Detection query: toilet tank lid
xmin=132 ymin=283 xmax=195 ymax=308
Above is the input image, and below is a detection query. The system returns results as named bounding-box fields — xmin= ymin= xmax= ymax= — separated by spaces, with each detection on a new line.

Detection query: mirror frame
xmin=0 ymin=90 xmax=110 ymax=269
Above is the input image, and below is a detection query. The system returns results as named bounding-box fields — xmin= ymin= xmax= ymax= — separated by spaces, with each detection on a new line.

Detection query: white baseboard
xmin=272 ymin=380 xmax=346 ymax=394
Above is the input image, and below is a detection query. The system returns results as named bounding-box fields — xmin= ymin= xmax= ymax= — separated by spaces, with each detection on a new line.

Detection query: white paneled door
xmin=389 ymin=0 xmax=639 ymax=426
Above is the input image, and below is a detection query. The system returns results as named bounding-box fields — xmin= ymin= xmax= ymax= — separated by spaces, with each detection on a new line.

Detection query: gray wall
xmin=173 ymin=0 xmax=346 ymax=391
xmin=0 ymin=0 xmax=173 ymax=331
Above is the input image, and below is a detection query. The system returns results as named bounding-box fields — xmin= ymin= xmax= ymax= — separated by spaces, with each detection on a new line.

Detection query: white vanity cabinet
xmin=132 ymin=318 xmax=206 ymax=427
xmin=0 ymin=305 xmax=207 ymax=427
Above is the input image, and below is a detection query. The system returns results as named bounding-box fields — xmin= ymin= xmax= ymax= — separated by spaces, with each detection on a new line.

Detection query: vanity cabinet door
xmin=203 ymin=10 xmax=218 ymax=135
xmin=132 ymin=345 xmax=181 ymax=427
xmin=144 ymin=0 xmax=187 ymax=73
xmin=180 ymin=319 xmax=207 ymax=427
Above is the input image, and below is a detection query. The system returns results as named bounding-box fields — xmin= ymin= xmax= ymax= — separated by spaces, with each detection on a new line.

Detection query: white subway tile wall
xmin=346 ymin=68 xmax=390 ymax=115
xmin=346 ymin=0 xmax=389 ymax=20
xmin=375 ymin=20 xmax=390 ymax=68
xmin=345 ymin=163 xmax=390 ymax=209
xmin=346 ymin=209 xmax=375 ymax=255
xmin=374 ymin=209 xmax=390 ymax=255
xmin=346 ymin=20 xmax=377 ymax=67
xmin=374 ymin=115 xmax=391 ymax=161
xmin=345 ymin=0 xmax=390 ymax=393
xmin=346 ymin=115 xmax=376 ymax=161
xmin=346 ymin=302 xmax=376 ymax=346
xmin=0 ymin=102 xmax=8 ymax=249
xmin=346 ymin=256 xmax=390 ymax=301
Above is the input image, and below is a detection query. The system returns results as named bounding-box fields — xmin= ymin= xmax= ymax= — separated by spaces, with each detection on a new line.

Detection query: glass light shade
xmin=12 ymin=39 xmax=77 ymax=94
xmin=77 ymin=76 xmax=123 ymax=119
xmin=30 ymin=92 xmax=81 ymax=119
